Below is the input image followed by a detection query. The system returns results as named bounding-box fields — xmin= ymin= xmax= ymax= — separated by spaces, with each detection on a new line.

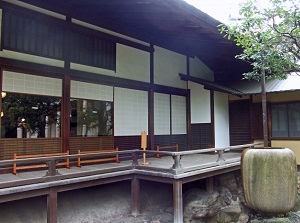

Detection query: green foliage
xmin=219 ymin=0 xmax=300 ymax=80
xmin=2 ymin=93 xmax=60 ymax=137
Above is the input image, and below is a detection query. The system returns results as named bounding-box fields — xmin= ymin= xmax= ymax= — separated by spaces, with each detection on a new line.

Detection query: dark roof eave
xmin=179 ymin=73 xmax=244 ymax=96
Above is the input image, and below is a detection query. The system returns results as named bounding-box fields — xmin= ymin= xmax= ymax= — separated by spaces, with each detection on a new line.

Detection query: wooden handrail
xmin=0 ymin=143 xmax=263 ymax=177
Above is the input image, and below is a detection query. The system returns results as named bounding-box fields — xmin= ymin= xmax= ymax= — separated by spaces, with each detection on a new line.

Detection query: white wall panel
xmin=114 ymin=87 xmax=148 ymax=136
xmin=189 ymin=81 xmax=211 ymax=123
xmin=3 ymin=71 xmax=62 ymax=97
xmin=171 ymin=95 xmax=187 ymax=134
xmin=116 ymin=44 xmax=150 ymax=82
xmin=154 ymin=46 xmax=186 ymax=89
xmin=214 ymin=92 xmax=230 ymax=147
xmin=154 ymin=93 xmax=170 ymax=135
xmin=71 ymin=81 xmax=113 ymax=102
xmin=189 ymin=57 xmax=214 ymax=81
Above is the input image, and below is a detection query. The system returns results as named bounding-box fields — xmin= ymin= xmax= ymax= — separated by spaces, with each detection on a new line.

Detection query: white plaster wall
xmin=154 ymin=46 xmax=187 ymax=89
xmin=116 ymin=44 xmax=150 ymax=82
xmin=214 ymin=92 xmax=230 ymax=148
xmin=189 ymin=81 xmax=211 ymax=123
xmin=189 ymin=57 xmax=214 ymax=81
xmin=154 ymin=93 xmax=170 ymax=135
xmin=114 ymin=87 xmax=148 ymax=136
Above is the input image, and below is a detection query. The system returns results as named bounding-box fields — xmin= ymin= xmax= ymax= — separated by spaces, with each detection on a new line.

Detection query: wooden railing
xmin=0 ymin=143 xmax=262 ymax=190
xmin=136 ymin=143 xmax=262 ymax=174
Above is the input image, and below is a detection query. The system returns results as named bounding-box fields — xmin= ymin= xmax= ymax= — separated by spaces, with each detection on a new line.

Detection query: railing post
xmin=172 ymin=154 xmax=182 ymax=174
xmin=132 ymin=151 xmax=138 ymax=166
xmin=45 ymin=159 xmax=59 ymax=176
xmin=216 ymin=150 xmax=225 ymax=164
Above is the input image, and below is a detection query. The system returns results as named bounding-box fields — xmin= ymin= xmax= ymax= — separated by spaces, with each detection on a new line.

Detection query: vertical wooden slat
xmin=173 ymin=180 xmax=183 ymax=223
xmin=61 ymin=75 xmax=70 ymax=152
xmin=47 ymin=187 xmax=58 ymax=223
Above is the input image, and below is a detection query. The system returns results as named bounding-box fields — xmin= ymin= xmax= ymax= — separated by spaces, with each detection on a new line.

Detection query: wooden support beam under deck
xmin=47 ymin=187 xmax=58 ymax=223
xmin=206 ymin=177 xmax=214 ymax=192
xmin=173 ymin=179 xmax=183 ymax=223
xmin=131 ymin=176 xmax=141 ymax=217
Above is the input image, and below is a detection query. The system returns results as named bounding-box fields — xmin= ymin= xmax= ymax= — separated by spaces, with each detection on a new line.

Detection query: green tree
xmin=2 ymin=93 xmax=60 ymax=138
xmin=219 ymin=0 xmax=300 ymax=147
xmin=220 ymin=0 xmax=300 ymax=81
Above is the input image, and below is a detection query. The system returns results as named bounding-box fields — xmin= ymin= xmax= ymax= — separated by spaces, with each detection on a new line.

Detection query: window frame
xmin=271 ymin=101 xmax=300 ymax=139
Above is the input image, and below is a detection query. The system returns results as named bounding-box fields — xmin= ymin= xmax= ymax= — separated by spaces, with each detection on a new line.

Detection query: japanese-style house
xmin=0 ymin=0 xmax=272 ymax=222
xmin=0 ymin=0 xmax=252 ymax=156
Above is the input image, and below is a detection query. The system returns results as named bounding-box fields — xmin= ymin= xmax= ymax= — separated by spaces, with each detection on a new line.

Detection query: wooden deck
xmin=0 ymin=151 xmax=241 ymax=198
xmin=0 ymin=144 xmax=256 ymax=223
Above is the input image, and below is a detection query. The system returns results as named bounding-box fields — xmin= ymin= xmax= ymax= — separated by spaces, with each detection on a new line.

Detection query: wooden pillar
xmin=210 ymin=90 xmax=215 ymax=148
xmin=148 ymin=89 xmax=154 ymax=150
xmin=149 ymin=44 xmax=154 ymax=150
xmin=173 ymin=180 xmax=183 ymax=223
xmin=206 ymin=177 xmax=214 ymax=192
xmin=47 ymin=187 xmax=58 ymax=223
xmin=131 ymin=176 xmax=140 ymax=217
xmin=186 ymin=89 xmax=191 ymax=150
xmin=61 ymin=75 xmax=70 ymax=152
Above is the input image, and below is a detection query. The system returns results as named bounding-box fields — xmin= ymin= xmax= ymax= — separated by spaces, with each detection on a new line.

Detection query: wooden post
xmin=131 ymin=176 xmax=140 ymax=217
xmin=47 ymin=187 xmax=58 ymax=223
xmin=206 ymin=177 xmax=214 ymax=192
xmin=173 ymin=180 xmax=183 ymax=223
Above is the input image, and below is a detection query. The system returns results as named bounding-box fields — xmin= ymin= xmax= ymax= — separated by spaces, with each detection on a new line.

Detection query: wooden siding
xmin=2 ymin=6 xmax=116 ymax=71
xmin=0 ymin=138 xmax=62 ymax=160
xmin=114 ymin=136 xmax=142 ymax=151
xmin=154 ymin=134 xmax=187 ymax=151
xmin=229 ymin=100 xmax=251 ymax=145
xmin=70 ymin=31 xmax=116 ymax=70
xmin=69 ymin=136 xmax=114 ymax=154
xmin=251 ymin=103 xmax=263 ymax=139
xmin=191 ymin=123 xmax=212 ymax=149
xmin=3 ymin=8 xmax=64 ymax=60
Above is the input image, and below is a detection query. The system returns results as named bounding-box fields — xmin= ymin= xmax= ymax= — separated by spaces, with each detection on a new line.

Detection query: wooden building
xmin=0 ymin=0 xmax=250 ymax=158
xmin=0 ymin=1 xmax=273 ymax=222
xmin=228 ymin=75 xmax=300 ymax=163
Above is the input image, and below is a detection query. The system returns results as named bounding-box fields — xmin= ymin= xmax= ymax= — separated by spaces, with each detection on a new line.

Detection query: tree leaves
xmin=219 ymin=0 xmax=300 ymax=80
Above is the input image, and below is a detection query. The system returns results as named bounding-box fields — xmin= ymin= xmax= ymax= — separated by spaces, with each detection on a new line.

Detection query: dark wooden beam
xmin=61 ymin=75 xmax=70 ymax=152
xmin=210 ymin=90 xmax=215 ymax=148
